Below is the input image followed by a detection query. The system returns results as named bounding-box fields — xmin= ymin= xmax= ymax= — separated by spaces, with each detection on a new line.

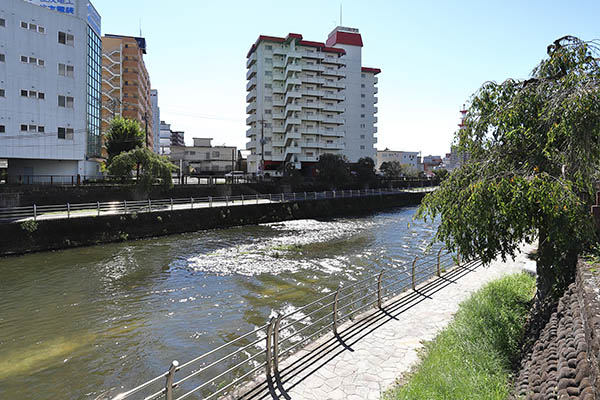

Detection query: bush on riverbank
xmin=384 ymin=273 xmax=536 ymax=400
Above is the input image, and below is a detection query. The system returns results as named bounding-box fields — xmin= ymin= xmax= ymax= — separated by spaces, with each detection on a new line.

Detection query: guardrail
xmin=108 ymin=247 xmax=467 ymax=400
xmin=0 ymin=188 xmax=434 ymax=223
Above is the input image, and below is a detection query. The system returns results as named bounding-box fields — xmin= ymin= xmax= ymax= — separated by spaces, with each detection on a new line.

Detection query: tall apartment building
xmin=0 ymin=0 xmax=102 ymax=178
xmin=101 ymin=34 xmax=153 ymax=150
xmin=150 ymin=89 xmax=160 ymax=154
xmin=245 ymin=26 xmax=379 ymax=175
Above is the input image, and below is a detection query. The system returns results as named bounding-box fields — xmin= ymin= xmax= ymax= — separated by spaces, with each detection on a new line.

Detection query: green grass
xmin=384 ymin=272 xmax=536 ymax=400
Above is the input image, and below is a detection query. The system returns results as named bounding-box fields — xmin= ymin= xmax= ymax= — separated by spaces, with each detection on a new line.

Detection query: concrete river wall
xmin=0 ymin=191 xmax=426 ymax=256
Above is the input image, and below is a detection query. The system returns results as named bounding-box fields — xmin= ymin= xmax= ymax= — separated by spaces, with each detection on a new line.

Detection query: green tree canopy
xmin=108 ymin=147 xmax=175 ymax=190
xmin=352 ymin=157 xmax=377 ymax=187
xmin=105 ymin=117 xmax=145 ymax=162
xmin=418 ymin=36 xmax=600 ymax=299
xmin=316 ymin=153 xmax=350 ymax=188
xmin=432 ymin=168 xmax=449 ymax=181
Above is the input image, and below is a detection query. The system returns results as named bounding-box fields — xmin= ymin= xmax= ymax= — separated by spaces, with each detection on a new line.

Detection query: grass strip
xmin=384 ymin=272 xmax=536 ymax=400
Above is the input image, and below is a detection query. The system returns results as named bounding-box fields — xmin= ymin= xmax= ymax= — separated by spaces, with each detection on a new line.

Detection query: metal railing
xmin=0 ymin=188 xmax=434 ymax=223
xmin=108 ymin=247 xmax=471 ymax=400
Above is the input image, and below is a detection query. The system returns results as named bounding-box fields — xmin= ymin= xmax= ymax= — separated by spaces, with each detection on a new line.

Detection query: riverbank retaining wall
xmin=514 ymin=260 xmax=600 ymax=399
xmin=0 ymin=192 xmax=426 ymax=256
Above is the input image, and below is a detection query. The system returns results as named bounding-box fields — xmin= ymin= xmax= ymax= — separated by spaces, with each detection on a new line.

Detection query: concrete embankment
xmin=0 ymin=192 xmax=425 ymax=256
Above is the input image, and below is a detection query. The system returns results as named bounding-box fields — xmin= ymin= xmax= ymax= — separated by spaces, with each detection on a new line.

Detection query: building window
xmin=58 ymin=127 xmax=74 ymax=140
xmin=360 ymin=145 xmax=365 ymax=150
xmin=361 ymin=73 xmax=366 ymax=78
xmin=20 ymin=21 xmax=27 ymax=29
xmin=37 ymin=126 xmax=45 ymax=133
xmin=265 ymin=57 xmax=272 ymax=63
xmin=37 ymin=59 xmax=45 ymax=67
xmin=360 ymin=123 xmax=366 ymax=128
xmin=264 ymin=109 xmax=272 ymax=114
xmin=361 ymin=104 xmax=365 ymax=108
xmin=265 ymin=71 xmax=272 ymax=76
xmin=21 ymin=90 xmax=27 ymax=97
xmin=0 ymin=54 xmax=4 ymax=62
xmin=0 ymin=18 xmax=5 ymax=27
xmin=212 ymin=151 xmax=220 ymax=158
xmin=58 ymin=95 xmax=74 ymax=108
xmin=360 ymin=134 xmax=365 ymax=139
xmin=20 ymin=56 xmax=28 ymax=63
xmin=38 ymin=26 xmax=45 ymax=34
xmin=58 ymin=63 xmax=74 ymax=77
xmin=38 ymin=92 xmax=45 ymax=100
xmin=361 ymin=84 xmax=365 ymax=88
xmin=265 ymin=151 xmax=272 ymax=156
xmin=361 ymin=114 xmax=365 ymax=118
xmin=29 ymin=124 xmax=37 ymax=132
xmin=264 ymin=96 xmax=272 ymax=102
xmin=361 ymin=94 xmax=365 ymax=98
xmin=265 ymin=45 xmax=272 ymax=50
xmin=58 ymin=31 xmax=74 ymax=46
xmin=29 ymin=90 xmax=37 ymax=98
xmin=265 ymin=83 xmax=272 ymax=89
xmin=20 ymin=124 xmax=27 ymax=131
xmin=0 ymin=125 xmax=4 ymax=133
xmin=0 ymin=89 xmax=4 ymax=97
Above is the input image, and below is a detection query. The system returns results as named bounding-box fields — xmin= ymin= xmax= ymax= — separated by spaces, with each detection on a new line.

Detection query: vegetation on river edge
xmin=384 ymin=273 xmax=536 ymax=400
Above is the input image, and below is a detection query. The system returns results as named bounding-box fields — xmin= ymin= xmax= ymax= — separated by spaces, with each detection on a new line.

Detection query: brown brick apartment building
xmin=101 ymin=34 xmax=153 ymax=153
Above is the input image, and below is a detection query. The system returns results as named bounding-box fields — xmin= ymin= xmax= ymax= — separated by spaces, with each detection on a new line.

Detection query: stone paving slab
xmin=227 ymin=243 xmax=535 ymax=400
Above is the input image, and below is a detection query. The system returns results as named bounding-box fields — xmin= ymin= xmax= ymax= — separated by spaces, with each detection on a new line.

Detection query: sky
xmin=94 ymin=0 xmax=600 ymax=157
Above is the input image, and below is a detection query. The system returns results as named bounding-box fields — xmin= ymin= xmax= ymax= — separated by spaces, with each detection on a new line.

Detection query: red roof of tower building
xmin=325 ymin=31 xmax=364 ymax=47
xmin=361 ymin=67 xmax=381 ymax=75
xmin=247 ymin=33 xmax=347 ymax=58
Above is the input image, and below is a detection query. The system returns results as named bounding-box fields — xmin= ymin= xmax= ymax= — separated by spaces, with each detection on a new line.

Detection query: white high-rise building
xmin=245 ymin=27 xmax=379 ymax=175
xmin=0 ymin=0 xmax=103 ymax=180
xmin=151 ymin=89 xmax=160 ymax=154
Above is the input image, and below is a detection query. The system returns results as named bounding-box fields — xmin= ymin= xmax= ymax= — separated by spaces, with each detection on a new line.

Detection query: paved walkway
xmin=229 ymin=243 xmax=536 ymax=400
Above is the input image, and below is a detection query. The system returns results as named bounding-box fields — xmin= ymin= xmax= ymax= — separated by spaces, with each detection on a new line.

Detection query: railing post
xmin=190 ymin=197 xmax=194 ymax=209
xmin=303 ymin=192 xmax=306 ymax=200
xmin=67 ymin=202 xmax=70 ymax=218
xmin=256 ymin=194 xmax=259 ymax=205
xmin=226 ymin=196 xmax=229 ymax=206
xmin=269 ymin=193 xmax=272 ymax=202
xmin=170 ymin=198 xmax=173 ymax=211
xmin=241 ymin=194 xmax=244 ymax=205
xmin=412 ymin=256 xmax=418 ymax=291
xmin=293 ymin=192 xmax=296 ymax=201
xmin=273 ymin=314 xmax=283 ymax=374
xmin=377 ymin=270 xmax=384 ymax=308
xmin=148 ymin=199 xmax=152 ymax=212
xmin=333 ymin=287 xmax=341 ymax=335
xmin=33 ymin=204 xmax=37 ymax=221
xmin=209 ymin=196 xmax=212 ymax=208
xmin=164 ymin=360 xmax=179 ymax=400
xmin=437 ymin=248 xmax=443 ymax=277
xmin=97 ymin=201 xmax=100 ymax=217
xmin=333 ymin=190 xmax=336 ymax=199
xmin=124 ymin=200 xmax=128 ymax=213
xmin=314 ymin=191 xmax=317 ymax=200
xmin=266 ymin=317 xmax=275 ymax=376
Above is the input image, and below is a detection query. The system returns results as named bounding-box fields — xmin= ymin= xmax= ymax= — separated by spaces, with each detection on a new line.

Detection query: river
xmin=0 ymin=206 xmax=439 ymax=399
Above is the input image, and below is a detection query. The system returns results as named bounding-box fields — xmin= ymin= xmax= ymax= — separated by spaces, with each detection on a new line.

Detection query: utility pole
xmin=231 ymin=148 xmax=235 ymax=172
xmin=143 ymin=112 xmax=149 ymax=148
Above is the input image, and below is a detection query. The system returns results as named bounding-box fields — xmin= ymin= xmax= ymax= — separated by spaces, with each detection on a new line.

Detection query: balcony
xmin=285 ymin=77 xmax=302 ymax=88
xmin=284 ymin=51 xmax=303 ymax=64
xmin=374 ymin=77 xmax=378 ymax=84
xmin=246 ymin=102 xmax=256 ymax=114
xmin=273 ymin=125 xmax=285 ymax=133
xmin=374 ymin=97 xmax=378 ymax=104
xmin=303 ymin=50 xmax=324 ymax=59
xmin=285 ymin=63 xmax=302 ymax=76
xmin=302 ymin=76 xmax=325 ymax=85
xmin=273 ymin=97 xmax=285 ymax=107
xmin=374 ymin=106 xmax=378 ymax=114
xmin=373 ymin=117 xmax=378 ymax=123
xmin=298 ymin=154 xmax=319 ymax=163
xmin=246 ymin=128 xmax=256 ymax=138
xmin=322 ymin=116 xmax=344 ymax=124
xmin=302 ymin=89 xmax=325 ymax=97
xmin=374 ymin=87 xmax=378 ymax=94
xmin=246 ymin=140 xmax=258 ymax=150
xmin=322 ymin=67 xmax=346 ymax=77
xmin=284 ymin=90 xmax=302 ymax=103
xmin=301 ymin=127 xmax=320 ymax=135
xmin=285 ymin=102 xmax=302 ymax=115
xmin=271 ymin=139 xmax=285 ymax=147
xmin=246 ymin=65 xmax=257 ymax=80
xmin=246 ymin=89 xmax=257 ymax=102
xmin=301 ymin=113 xmax=324 ymax=122
xmin=302 ymin=63 xmax=325 ymax=72
xmin=246 ymin=77 xmax=257 ymax=91
xmin=284 ymin=131 xmax=301 ymax=146
xmin=246 ymin=53 xmax=256 ymax=68
xmin=323 ymin=104 xmax=345 ymax=113
xmin=246 ymin=114 xmax=256 ymax=125
xmin=273 ymin=59 xmax=285 ymax=68
xmin=322 ymin=56 xmax=345 ymax=65
xmin=315 ymin=141 xmax=344 ymax=150
xmin=322 ymin=91 xmax=344 ymax=101
xmin=273 ymin=85 xmax=285 ymax=94
xmin=272 ymin=113 xmax=285 ymax=120
xmin=320 ymin=128 xmax=345 ymax=137
xmin=284 ymin=118 xmax=301 ymax=132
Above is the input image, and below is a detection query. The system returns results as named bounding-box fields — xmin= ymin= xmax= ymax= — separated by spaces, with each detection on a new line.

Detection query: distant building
xmin=170 ymin=138 xmax=236 ymax=174
xmin=171 ymin=130 xmax=185 ymax=147
xmin=159 ymin=120 xmax=172 ymax=155
xmin=101 ymin=34 xmax=153 ymax=151
xmin=376 ymin=149 xmax=420 ymax=170
xmin=245 ymin=27 xmax=379 ymax=175
xmin=150 ymin=89 xmax=160 ymax=154
xmin=0 ymin=0 xmax=103 ymax=179
xmin=422 ymin=155 xmax=443 ymax=175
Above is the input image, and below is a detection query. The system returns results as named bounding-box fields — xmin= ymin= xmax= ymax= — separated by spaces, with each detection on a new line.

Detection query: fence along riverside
xmin=0 ymin=188 xmax=434 ymax=223
xmin=109 ymin=247 xmax=469 ymax=400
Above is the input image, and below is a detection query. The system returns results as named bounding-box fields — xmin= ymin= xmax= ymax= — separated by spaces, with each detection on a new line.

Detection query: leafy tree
xmin=432 ymin=168 xmax=449 ymax=181
xmin=108 ymin=147 xmax=175 ymax=190
xmin=418 ymin=36 xmax=600 ymax=300
xmin=380 ymin=161 xmax=404 ymax=179
xmin=352 ymin=157 xmax=377 ymax=187
xmin=316 ymin=153 xmax=350 ymax=187
xmin=105 ymin=117 xmax=145 ymax=162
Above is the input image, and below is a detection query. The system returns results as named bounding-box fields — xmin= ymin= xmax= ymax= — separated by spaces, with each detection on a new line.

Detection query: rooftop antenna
xmin=340 ymin=3 xmax=343 ymax=26
xmin=139 ymin=18 xmax=142 ymax=37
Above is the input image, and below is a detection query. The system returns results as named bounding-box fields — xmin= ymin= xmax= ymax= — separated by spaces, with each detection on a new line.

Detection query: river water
xmin=0 ymin=206 xmax=439 ymax=399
